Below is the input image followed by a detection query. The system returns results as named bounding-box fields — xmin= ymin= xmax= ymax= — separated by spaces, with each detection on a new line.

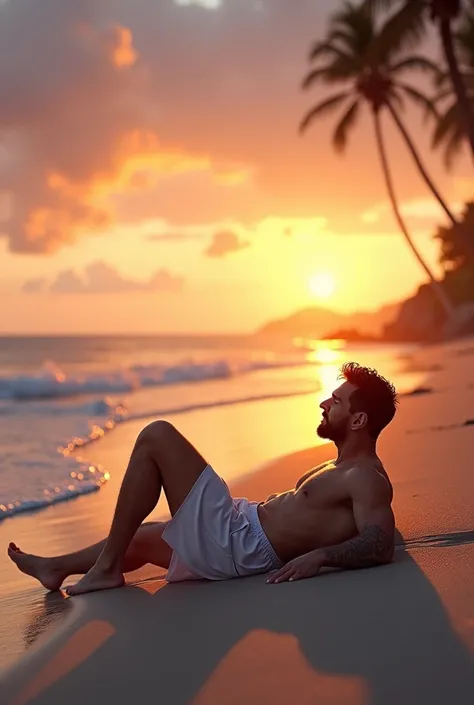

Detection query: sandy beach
xmin=1 ymin=338 xmax=474 ymax=704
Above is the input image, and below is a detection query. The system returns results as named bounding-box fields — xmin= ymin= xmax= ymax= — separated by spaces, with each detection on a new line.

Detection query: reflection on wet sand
xmin=23 ymin=592 xmax=74 ymax=650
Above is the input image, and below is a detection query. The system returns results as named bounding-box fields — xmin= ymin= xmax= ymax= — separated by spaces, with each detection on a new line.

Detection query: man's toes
xmin=8 ymin=542 xmax=20 ymax=552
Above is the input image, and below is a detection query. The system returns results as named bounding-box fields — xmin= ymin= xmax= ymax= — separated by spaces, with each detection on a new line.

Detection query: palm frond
xmin=396 ymin=81 xmax=439 ymax=121
xmin=455 ymin=9 xmax=474 ymax=70
xmin=301 ymin=63 xmax=355 ymax=90
xmin=299 ymin=92 xmax=351 ymax=134
xmin=373 ymin=0 xmax=427 ymax=64
xmin=309 ymin=41 xmax=354 ymax=64
xmin=332 ymin=99 xmax=361 ymax=152
xmin=301 ymin=66 xmax=337 ymax=90
xmin=329 ymin=1 xmax=377 ymax=59
xmin=389 ymin=55 xmax=441 ymax=78
xmin=434 ymin=90 xmax=453 ymax=105
xmin=433 ymin=101 xmax=461 ymax=148
xmin=443 ymin=122 xmax=466 ymax=171
xmin=388 ymin=88 xmax=405 ymax=112
xmin=432 ymin=99 xmax=471 ymax=169
xmin=435 ymin=67 xmax=474 ymax=92
xmin=331 ymin=1 xmax=372 ymax=33
xmin=434 ymin=70 xmax=453 ymax=90
xmin=365 ymin=0 xmax=399 ymax=11
xmin=326 ymin=28 xmax=360 ymax=56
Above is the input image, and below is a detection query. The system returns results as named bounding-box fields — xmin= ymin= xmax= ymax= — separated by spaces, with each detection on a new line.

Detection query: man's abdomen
xmin=258 ymin=500 xmax=358 ymax=562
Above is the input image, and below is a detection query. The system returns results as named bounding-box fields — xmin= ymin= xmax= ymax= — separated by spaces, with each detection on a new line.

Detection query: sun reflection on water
xmin=294 ymin=338 xmax=348 ymax=404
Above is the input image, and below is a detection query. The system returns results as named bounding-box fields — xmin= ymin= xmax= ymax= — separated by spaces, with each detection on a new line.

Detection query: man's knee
xmin=137 ymin=419 xmax=178 ymax=447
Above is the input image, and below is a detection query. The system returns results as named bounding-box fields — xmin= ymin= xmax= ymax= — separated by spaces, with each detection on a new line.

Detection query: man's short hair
xmin=339 ymin=362 xmax=399 ymax=440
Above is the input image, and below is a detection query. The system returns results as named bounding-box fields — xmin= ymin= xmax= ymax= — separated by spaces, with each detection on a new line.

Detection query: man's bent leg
xmin=8 ymin=522 xmax=172 ymax=592
xmin=66 ymin=421 xmax=207 ymax=595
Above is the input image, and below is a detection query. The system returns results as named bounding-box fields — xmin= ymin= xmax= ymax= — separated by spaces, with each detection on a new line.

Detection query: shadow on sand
xmin=3 ymin=545 xmax=474 ymax=705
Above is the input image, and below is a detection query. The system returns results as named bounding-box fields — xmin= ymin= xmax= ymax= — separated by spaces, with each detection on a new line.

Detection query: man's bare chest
xmin=297 ymin=466 xmax=351 ymax=508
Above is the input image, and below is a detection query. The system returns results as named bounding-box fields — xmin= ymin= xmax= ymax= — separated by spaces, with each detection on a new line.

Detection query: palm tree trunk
xmin=386 ymin=102 xmax=457 ymax=226
xmin=438 ymin=16 xmax=474 ymax=161
xmin=372 ymin=109 xmax=455 ymax=318
xmin=387 ymin=101 xmax=474 ymax=262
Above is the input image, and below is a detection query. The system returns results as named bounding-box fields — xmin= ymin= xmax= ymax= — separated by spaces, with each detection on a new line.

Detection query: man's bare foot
xmin=7 ymin=543 xmax=64 ymax=592
xmin=66 ymin=564 xmax=124 ymax=596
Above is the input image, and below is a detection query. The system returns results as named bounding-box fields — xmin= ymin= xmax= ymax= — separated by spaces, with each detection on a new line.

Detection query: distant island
xmin=256 ymin=301 xmax=401 ymax=342
xmin=255 ymin=281 xmax=474 ymax=344
xmin=321 ymin=328 xmax=381 ymax=343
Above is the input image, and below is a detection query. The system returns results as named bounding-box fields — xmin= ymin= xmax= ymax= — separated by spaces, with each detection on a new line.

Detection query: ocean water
xmin=0 ymin=334 xmax=423 ymax=522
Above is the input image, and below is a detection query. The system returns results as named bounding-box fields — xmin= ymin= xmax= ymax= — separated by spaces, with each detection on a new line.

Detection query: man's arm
xmin=321 ymin=469 xmax=395 ymax=569
xmin=266 ymin=468 xmax=394 ymax=583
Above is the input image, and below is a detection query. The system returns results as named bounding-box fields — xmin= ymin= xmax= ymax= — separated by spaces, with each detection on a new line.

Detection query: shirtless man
xmin=8 ymin=361 xmax=397 ymax=594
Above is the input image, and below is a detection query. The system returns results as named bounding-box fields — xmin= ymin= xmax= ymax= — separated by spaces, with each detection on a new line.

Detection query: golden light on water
xmin=294 ymin=338 xmax=349 ymax=404
xmin=311 ymin=345 xmax=344 ymax=403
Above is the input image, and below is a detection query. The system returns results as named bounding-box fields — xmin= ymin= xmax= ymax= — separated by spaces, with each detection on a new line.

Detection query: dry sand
xmin=2 ymin=340 xmax=474 ymax=704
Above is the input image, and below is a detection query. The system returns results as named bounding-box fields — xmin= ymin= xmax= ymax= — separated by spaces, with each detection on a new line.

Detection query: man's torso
xmin=258 ymin=457 xmax=393 ymax=562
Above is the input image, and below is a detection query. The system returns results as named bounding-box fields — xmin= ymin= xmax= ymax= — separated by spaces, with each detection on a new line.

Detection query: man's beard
xmin=317 ymin=418 xmax=347 ymax=442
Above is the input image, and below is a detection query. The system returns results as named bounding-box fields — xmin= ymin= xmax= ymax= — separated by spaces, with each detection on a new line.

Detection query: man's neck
xmin=334 ymin=436 xmax=377 ymax=465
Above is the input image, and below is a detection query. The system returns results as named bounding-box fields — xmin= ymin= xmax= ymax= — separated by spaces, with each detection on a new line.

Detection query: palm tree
xmin=300 ymin=1 xmax=455 ymax=317
xmin=433 ymin=11 xmax=474 ymax=261
xmin=371 ymin=0 xmax=474 ymax=160
xmin=434 ymin=10 xmax=474 ymax=169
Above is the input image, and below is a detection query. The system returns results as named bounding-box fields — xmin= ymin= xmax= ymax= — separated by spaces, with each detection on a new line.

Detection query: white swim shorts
xmin=161 ymin=464 xmax=283 ymax=582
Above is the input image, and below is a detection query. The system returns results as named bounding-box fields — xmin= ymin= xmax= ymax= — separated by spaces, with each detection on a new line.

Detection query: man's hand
xmin=266 ymin=550 xmax=325 ymax=583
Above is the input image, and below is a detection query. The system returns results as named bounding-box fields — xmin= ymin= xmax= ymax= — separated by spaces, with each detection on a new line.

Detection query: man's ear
xmin=351 ymin=411 xmax=368 ymax=431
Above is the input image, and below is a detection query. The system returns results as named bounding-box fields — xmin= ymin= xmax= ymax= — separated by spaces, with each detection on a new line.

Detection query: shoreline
xmin=0 ymin=335 xmax=434 ymax=523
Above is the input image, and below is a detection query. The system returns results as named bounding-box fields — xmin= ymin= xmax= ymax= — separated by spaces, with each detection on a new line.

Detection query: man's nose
xmin=320 ymin=399 xmax=330 ymax=411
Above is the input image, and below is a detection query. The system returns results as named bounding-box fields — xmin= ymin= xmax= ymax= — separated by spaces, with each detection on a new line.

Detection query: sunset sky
xmin=0 ymin=0 xmax=472 ymax=334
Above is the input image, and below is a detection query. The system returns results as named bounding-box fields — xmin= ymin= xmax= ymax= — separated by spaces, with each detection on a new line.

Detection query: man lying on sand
xmin=8 ymin=362 xmax=397 ymax=594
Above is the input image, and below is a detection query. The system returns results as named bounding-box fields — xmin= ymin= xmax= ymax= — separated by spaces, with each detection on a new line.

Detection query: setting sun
xmin=309 ymin=272 xmax=336 ymax=299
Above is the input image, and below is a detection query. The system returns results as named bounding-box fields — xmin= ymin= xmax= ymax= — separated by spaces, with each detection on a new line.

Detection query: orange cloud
xmin=26 ymin=131 xmax=226 ymax=253
xmin=109 ymin=131 xmax=212 ymax=188
xmin=0 ymin=5 xmax=224 ymax=254
xmin=24 ymin=203 xmax=110 ymax=253
xmin=44 ymin=132 xmax=217 ymax=233
xmin=32 ymin=135 xmax=244 ymax=253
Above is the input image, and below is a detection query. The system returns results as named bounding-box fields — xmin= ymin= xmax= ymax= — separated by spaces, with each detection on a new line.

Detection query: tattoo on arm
xmin=322 ymin=524 xmax=394 ymax=570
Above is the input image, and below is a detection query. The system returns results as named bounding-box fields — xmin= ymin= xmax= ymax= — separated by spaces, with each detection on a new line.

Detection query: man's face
xmin=317 ymin=381 xmax=357 ymax=441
